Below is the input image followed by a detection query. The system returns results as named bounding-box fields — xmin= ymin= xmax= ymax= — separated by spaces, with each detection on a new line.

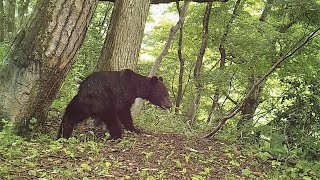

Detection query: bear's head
xmin=147 ymin=76 xmax=172 ymax=109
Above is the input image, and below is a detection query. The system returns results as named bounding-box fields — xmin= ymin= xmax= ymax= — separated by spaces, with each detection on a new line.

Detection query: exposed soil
xmin=1 ymin=119 xmax=270 ymax=179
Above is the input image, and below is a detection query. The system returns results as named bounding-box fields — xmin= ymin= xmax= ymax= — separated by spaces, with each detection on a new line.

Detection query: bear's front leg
xmin=117 ymin=109 xmax=141 ymax=134
xmin=102 ymin=111 xmax=123 ymax=139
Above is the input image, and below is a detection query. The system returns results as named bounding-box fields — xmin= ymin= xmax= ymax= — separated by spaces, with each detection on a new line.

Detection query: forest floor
xmin=1 ymin=119 xmax=272 ymax=180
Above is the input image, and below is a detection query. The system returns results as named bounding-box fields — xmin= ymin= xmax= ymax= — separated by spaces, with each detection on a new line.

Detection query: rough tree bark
xmin=0 ymin=0 xmax=99 ymax=136
xmin=97 ymin=0 xmax=151 ymax=71
xmin=207 ymin=0 xmax=243 ymax=123
xmin=131 ymin=1 xmax=189 ymax=117
xmin=186 ymin=2 xmax=212 ymax=123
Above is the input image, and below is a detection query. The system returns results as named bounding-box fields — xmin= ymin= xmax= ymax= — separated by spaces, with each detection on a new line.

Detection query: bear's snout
xmin=161 ymin=98 xmax=172 ymax=109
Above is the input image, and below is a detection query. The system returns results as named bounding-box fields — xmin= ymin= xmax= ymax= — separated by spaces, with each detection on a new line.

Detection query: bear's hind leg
xmin=57 ymin=97 xmax=89 ymax=139
xmin=58 ymin=119 xmax=77 ymax=139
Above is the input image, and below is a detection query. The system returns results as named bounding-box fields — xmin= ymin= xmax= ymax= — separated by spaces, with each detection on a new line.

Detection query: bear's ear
xmin=151 ymin=76 xmax=158 ymax=85
xmin=159 ymin=77 xmax=163 ymax=81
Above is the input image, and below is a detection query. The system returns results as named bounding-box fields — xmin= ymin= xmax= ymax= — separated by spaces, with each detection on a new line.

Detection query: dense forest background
xmin=0 ymin=0 xmax=320 ymax=179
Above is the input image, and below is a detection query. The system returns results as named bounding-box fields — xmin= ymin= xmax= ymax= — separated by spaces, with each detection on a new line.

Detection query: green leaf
xmin=229 ymin=160 xmax=240 ymax=167
xmin=242 ymin=168 xmax=251 ymax=176
xmin=105 ymin=161 xmax=111 ymax=169
xmin=80 ymin=163 xmax=92 ymax=171
xmin=174 ymin=160 xmax=182 ymax=168
xmin=302 ymin=176 xmax=312 ymax=180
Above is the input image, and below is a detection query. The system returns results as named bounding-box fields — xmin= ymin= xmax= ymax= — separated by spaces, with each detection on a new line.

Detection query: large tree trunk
xmin=97 ymin=0 xmax=151 ymax=71
xmin=0 ymin=0 xmax=4 ymax=42
xmin=0 ymin=0 xmax=98 ymax=136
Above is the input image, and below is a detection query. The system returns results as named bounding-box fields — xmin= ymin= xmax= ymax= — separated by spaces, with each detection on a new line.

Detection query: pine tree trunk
xmin=97 ymin=0 xmax=151 ymax=71
xmin=0 ymin=0 xmax=98 ymax=136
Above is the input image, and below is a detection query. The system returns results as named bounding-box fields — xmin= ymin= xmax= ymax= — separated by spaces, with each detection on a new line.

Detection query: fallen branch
xmin=203 ymin=26 xmax=320 ymax=138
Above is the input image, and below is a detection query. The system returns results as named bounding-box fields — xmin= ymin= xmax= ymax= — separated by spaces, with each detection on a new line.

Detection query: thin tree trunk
xmin=4 ymin=0 xmax=16 ymax=39
xmin=186 ymin=2 xmax=212 ymax=123
xmin=175 ymin=3 xmax=186 ymax=114
xmin=97 ymin=0 xmax=151 ymax=71
xmin=0 ymin=0 xmax=4 ymax=42
xmin=131 ymin=1 xmax=189 ymax=117
xmin=0 ymin=0 xmax=98 ymax=136
xmin=207 ymin=0 xmax=242 ymax=123
xmin=237 ymin=0 xmax=273 ymax=129
xmin=259 ymin=0 xmax=273 ymax=22
xmin=17 ymin=0 xmax=31 ymax=29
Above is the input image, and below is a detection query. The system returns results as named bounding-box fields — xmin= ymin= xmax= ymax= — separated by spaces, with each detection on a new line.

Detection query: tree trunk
xmin=259 ymin=0 xmax=273 ymax=22
xmin=237 ymin=76 xmax=262 ymax=129
xmin=17 ymin=0 xmax=31 ymax=29
xmin=0 ymin=0 xmax=4 ymax=42
xmin=187 ymin=2 xmax=212 ymax=123
xmin=0 ymin=0 xmax=98 ymax=136
xmin=237 ymin=0 xmax=273 ymax=129
xmin=4 ymin=0 xmax=16 ymax=39
xmin=207 ymin=0 xmax=242 ymax=123
xmin=97 ymin=0 xmax=151 ymax=71
xmin=131 ymin=1 xmax=189 ymax=117
xmin=175 ymin=10 xmax=185 ymax=114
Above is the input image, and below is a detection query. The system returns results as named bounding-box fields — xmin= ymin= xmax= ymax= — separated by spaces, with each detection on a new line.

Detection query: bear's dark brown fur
xmin=57 ymin=69 xmax=172 ymax=139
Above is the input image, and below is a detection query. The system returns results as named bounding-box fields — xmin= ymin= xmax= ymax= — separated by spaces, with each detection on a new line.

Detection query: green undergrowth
xmin=1 ymin=117 xmax=319 ymax=179
xmin=135 ymin=106 xmax=196 ymax=137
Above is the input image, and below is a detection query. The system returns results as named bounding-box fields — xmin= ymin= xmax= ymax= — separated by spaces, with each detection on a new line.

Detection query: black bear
xmin=57 ymin=69 xmax=172 ymax=139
